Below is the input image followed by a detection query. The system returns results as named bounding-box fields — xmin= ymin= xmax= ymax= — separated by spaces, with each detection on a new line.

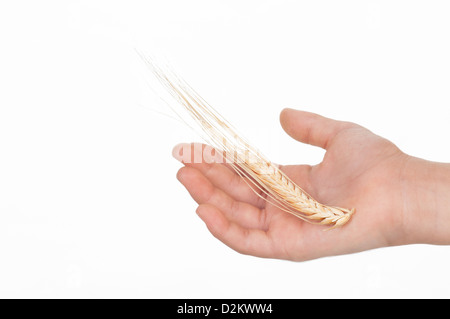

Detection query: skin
xmin=172 ymin=108 xmax=450 ymax=261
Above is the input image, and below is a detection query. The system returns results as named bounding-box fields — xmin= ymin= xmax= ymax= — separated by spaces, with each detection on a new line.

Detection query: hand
xmin=172 ymin=108 xmax=445 ymax=261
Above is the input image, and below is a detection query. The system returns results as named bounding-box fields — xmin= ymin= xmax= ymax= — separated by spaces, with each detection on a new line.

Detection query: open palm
xmin=173 ymin=108 xmax=409 ymax=261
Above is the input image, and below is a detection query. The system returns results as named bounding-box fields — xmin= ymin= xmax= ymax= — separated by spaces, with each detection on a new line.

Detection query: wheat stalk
xmin=141 ymin=55 xmax=355 ymax=228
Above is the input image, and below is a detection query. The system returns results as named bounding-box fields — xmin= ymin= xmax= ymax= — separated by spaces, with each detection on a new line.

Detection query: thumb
xmin=279 ymin=108 xmax=352 ymax=149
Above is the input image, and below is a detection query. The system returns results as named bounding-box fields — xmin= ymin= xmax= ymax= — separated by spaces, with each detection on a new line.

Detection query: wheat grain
xmin=141 ymin=55 xmax=355 ymax=228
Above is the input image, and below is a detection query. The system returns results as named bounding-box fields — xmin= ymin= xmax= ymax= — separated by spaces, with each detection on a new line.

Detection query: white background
xmin=1 ymin=0 xmax=450 ymax=298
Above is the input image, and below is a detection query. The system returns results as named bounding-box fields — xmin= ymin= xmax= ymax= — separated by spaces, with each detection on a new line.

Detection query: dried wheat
xmin=140 ymin=55 xmax=355 ymax=228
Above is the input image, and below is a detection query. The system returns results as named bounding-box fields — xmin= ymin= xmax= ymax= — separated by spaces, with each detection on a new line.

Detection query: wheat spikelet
xmin=140 ymin=54 xmax=355 ymax=228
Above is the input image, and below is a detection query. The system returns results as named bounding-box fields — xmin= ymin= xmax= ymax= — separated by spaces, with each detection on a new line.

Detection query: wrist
xmin=400 ymin=156 xmax=450 ymax=245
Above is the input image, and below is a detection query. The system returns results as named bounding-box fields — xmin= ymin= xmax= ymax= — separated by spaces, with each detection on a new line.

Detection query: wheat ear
xmin=141 ymin=56 xmax=355 ymax=228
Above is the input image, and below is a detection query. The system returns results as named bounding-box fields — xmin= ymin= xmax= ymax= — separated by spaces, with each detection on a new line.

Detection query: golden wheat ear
xmin=140 ymin=54 xmax=355 ymax=228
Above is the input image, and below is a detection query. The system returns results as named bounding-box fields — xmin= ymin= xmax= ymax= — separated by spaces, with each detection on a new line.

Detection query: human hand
xmin=172 ymin=108 xmax=447 ymax=261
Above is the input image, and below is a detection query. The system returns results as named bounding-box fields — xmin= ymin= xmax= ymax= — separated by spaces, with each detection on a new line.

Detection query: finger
xmin=177 ymin=166 xmax=271 ymax=230
xmin=173 ymin=143 xmax=266 ymax=208
xmin=196 ymin=204 xmax=275 ymax=258
xmin=279 ymin=108 xmax=354 ymax=149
